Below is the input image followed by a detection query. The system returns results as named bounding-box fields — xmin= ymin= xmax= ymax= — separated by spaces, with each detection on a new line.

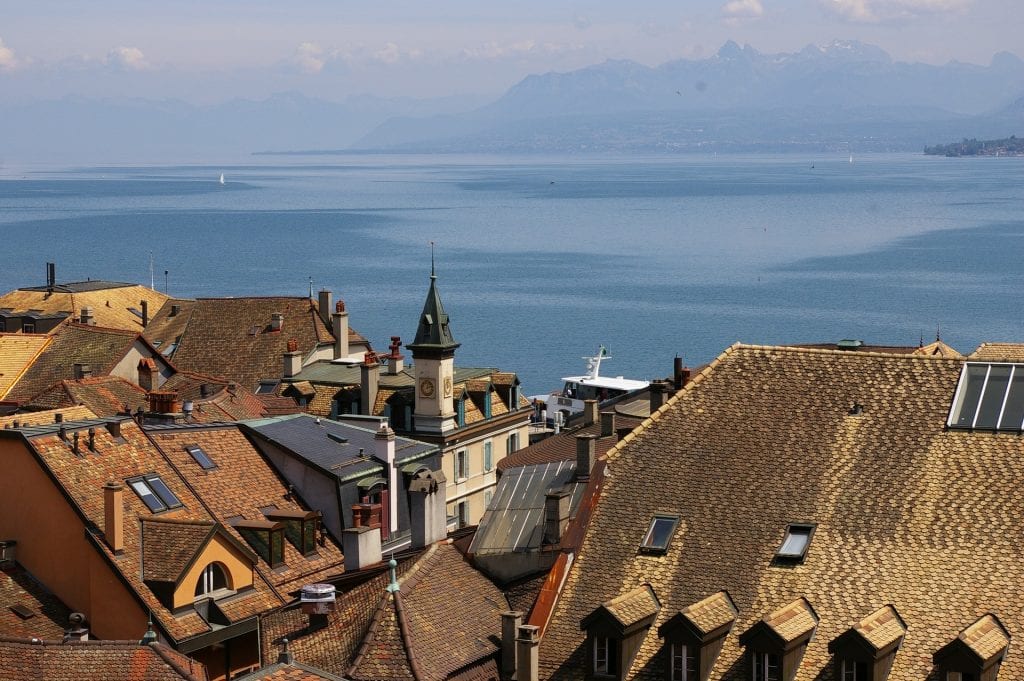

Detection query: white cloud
xmin=823 ymin=0 xmax=970 ymax=22
xmin=722 ymin=0 xmax=766 ymax=18
xmin=573 ymin=14 xmax=591 ymax=30
xmin=374 ymin=42 xmax=402 ymax=64
xmin=0 ymin=37 xmax=21 ymax=71
xmin=295 ymin=42 xmax=325 ymax=73
xmin=107 ymin=46 xmax=149 ymax=71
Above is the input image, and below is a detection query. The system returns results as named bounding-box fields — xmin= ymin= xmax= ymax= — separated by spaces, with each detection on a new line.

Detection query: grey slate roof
xmin=469 ymin=459 xmax=587 ymax=556
xmin=406 ymin=274 xmax=459 ymax=353
xmin=243 ymin=414 xmax=437 ymax=481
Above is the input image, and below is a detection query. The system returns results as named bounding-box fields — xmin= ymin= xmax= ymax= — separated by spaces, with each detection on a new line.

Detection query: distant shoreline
xmin=924 ymin=136 xmax=1023 ymax=157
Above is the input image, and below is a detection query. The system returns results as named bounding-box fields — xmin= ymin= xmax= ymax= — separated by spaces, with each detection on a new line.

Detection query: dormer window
xmin=234 ymin=519 xmax=286 ymax=568
xmin=128 ymin=474 xmax=183 ymax=513
xmin=581 ymin=584 xmax=661 ymax=680
xmin=659 ymin=591 xmax=737 ymax=681
xmin=456 ymin=397 xmax=466 ymax=427
xmin=933 ymin=614 xmax=1009 ymax=681
xmin=484 ymin=389 xmax=492 ymax=418
xmin=948 ymin=362 xmax=1024 ymax=430
xmin=776 ymin=524 xmax=814 ymax=562
xmin=739 ymin=597 xmax=818 ymax=681
xmin=264 ymin=509 xmax=320 ymax=556
xmin=640 ymin=515 xmax=680 ymax=555
xmin=828 ymin=604 xmax=906 ymax=681
xmin=194 ymin=562 xmax=229 ymax=599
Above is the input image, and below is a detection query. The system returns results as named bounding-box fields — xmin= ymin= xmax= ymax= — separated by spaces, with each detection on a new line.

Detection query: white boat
xmin=219 ymin=173 xmax=225 ymax=185
xmin=849 ymin=154 xmax=854 ymax=164
xmin=537 ymin=346 xmax=650 ymax=423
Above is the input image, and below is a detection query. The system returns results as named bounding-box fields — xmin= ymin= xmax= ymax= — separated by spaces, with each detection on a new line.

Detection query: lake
xmin=1 ymin=153 xmax=1022 ymax=394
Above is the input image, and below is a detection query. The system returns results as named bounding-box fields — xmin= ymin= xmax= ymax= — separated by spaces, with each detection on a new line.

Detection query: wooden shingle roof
xmin=760 ymin=597 xmax=819 ymax=645
xmin=681 ymin=591 xmax=738 ymax=637
xmin=958 ymin=614 xmax=1010 ymax=662
xmin=852 ymin=604 xmax=907 ymax=652
xmin=538 ymin=344 xmax=1024 ymax=681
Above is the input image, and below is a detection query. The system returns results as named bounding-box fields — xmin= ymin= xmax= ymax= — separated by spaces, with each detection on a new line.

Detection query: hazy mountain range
xmin=5 ymin=41 xmax=1024 ymax=162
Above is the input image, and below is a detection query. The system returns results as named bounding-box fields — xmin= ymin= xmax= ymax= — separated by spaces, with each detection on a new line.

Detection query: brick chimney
xmin=674 ymin=356 xmax=693 ymax=390
xmin=576 ymin=434 xmax=597 ymax=479
xmin=649 ymin=380 xmax=669 ymax=413
xmin=409 ymin=471 xmax=447 ymax=548
xmin=73 ymin=363 xmax=93 ymax=380
xmin=375 ymin=423 xmax=398 ymax=533
xmin=360 ymin=353 xmax=379 ymax=417
xmin=544 ymin=488 xmax=571 ymax=544
xmin=385 ymin=336 xmax=405 ymax=375
xmin=270 ymin=312 xmax=284 ymax=332
xmin=317 ymin=289 xmax=332 ymax=327
xmin=79 ymin=306 xmax=95 ymax=325
xmin=332 ymin=300 xmax=349 ymax=360
xmin=137 ymin=357 xmax=158 ymax=392
xmin=582 ymin=399 xmax=599 ymax=426
xmin=600 ymin=411 xmax=616 ymax=438
xmin=342 ymin=526 xmax=382 ymax=572
xmin=501 ymin=611 xmax=523 ymax=679
xmin=516 ymin=625 xmax=540 ymax=681
xmin=103 ymin=482 xmax=124 ymax=555
xmin=283 ymin=338 xmax=303 ymax=378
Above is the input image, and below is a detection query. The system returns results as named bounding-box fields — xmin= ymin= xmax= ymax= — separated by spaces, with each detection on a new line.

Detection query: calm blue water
xmin=1 ymin=153 xmax=1022 ymax=394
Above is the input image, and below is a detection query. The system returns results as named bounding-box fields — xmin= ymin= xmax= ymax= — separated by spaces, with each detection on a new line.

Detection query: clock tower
xmin=407 ymin=266 xmax=460 ymax=434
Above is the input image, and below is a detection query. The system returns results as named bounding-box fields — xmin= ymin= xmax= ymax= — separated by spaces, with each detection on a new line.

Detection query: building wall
xmin=0 ymin=438 xmax=148 ymax=640
xmin=111 ymin=340 xmax=173 ymax=388
xmin=173 ymin=535 xmax=255 ymax=610
xmin=443 ymin=420 xmax=530 ymax=525
xmin=253 ymin=439 xmax=344 ymax=542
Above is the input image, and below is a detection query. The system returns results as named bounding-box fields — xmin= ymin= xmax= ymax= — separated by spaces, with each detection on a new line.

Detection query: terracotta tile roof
xmin=496 ymin=417 xmax=642 ymax=472
xmin=958 ymin=613 xmax=1009 ymax=662
xmin=256 ymin=394 xmax=305 ymax=417
xmin=0 ymin=334 xmax=51 ymax=398
xmin=236 ymin=660 xmax=347 ymax=680
xmin=0 ymin=406 xmax=97 ymax=428
xmin=15 ymin=418 xmax=278 ymax=644
xmin=143 ymin=299 xmax=197 ymax=356
xmin=145 ymin=424 xmax=346 ymax=592
xmin=760 ymin=597 xmax=818 ymax=644
xmin=164 ymin=298 xmax=334 ymax=390
xmin=260 ymin=555 xmax=421 ymax=676
xmin=5 ymin=323 xmax=152 ymax=404
xmin=970 ymin=342 xmax=1024 ymax=361
xmin=538 ymin=343 xmax=1024 ymax=681
xmin=0 ymin=638 xmax=208 ymax=680
xmin=601 ymin=584 xmax=661 ymax=630
xmin=141 ymin=518 xmax=216 ymax=583
xmin=349 ymin=543 xmax=508 ymax=681
xmin=851 ymin=604 xmax=907 ymax=652
xmin=913 ymin=340 xmax=962 ymax=358
xmin=0 ymin=284 xmax=169 ymax=334
xmin=680 ymin=591 xmax=738 ymax=636
xmin=0 ymin=564 xmax=73 ymax=639
xmin=25 ymin=376 xmax=148 ymax=415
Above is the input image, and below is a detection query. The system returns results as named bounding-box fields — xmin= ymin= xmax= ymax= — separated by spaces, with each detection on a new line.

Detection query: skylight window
xmin=948 ymin=363 xmax=1024 ymax=430
xmin=128 ymin=474 xmax=183 ymax=513
xmin=776 ymin=524 xmax=814 ymax=561
xmin=186 ymin=444 xmax=216 ymax=470
xmin=639 ymin=515 xmax=679 ymax=554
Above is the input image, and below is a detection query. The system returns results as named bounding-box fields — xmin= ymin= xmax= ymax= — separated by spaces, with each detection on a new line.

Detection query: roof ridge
xmin=140 ymin=516 xmax=216 ymax=527
xmin=735 ymin=342 xmax=963 ymax=362
xmin=65 ymin=322 xmax=140 ymax=337
xmin=398 ymin=542 xmax=440 ymax=593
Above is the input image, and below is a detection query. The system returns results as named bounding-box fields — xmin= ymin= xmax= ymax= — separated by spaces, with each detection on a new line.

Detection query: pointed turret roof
xmin=406 ymin=273 xmax=459 ymax=355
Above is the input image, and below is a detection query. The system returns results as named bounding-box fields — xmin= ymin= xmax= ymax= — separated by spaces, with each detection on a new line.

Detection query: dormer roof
xmin=740 ymin=597 xmax=819 ymax=649
xmin=581 ymin=584 xmax=661 ymax=636
xmin=934 ymin=613 xmax=1011 ymax=668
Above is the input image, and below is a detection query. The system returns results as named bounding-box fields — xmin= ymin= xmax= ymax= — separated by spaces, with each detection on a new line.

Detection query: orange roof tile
xmin=0 ymin=334 xmax=51 ymax=398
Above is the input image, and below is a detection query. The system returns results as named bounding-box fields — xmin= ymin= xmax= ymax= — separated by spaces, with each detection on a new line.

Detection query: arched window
xmin=194 ymin=562 xmax=229 ymax=598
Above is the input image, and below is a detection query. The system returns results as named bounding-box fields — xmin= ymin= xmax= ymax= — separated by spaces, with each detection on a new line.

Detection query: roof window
xmin=640 ymin=515 xmax=680 ymax=554
xmin=948 ymin=363 xmax=1024 ymax=430
xmin=186 ymin=444 xmax=216 ymax=470
xmin=776 ymin=524 xmax=814 ymax=561
xmin=128 ymin=474 xmax=183 ymax=513
xmin=233 ymin=519 xmax=286 ymax=568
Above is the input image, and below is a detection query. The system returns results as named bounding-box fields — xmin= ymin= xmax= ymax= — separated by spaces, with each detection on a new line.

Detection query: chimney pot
xmin=649 ymin=380 xmax=669 ymax=413
xmin=55 ymin=413 xmax=63 ymax=423
xmin=300 ymin=583 xmax=336 ymax=631
xmin=72 ymin=432 xmax=80 ymax=455
xmin=317 ymin=290 xmax=333 ymax=327
xmin=79 ymin=306 xmax=94 ymax=325
xmin=582 ymin=399 xmax=599 ymax=426
xmin=87 ymin=427 xmax=96 ymax=452
xmin=342 ymin=526 xmax=383 ymax=572
xmin=73 ymin=363 xmax=93 ymax=380
xmin=105 ymin=421 xmax=122 ymax=438
xmin=140 ymin=300 xmax=149 ymax=328
xmin=544 ymin=488 xmax=571 ymax=544
xmin=360 ymin=356 xmax=380 ymax=416
xmin=409 ymin=470 xmax=447 ymax=548
xmin=501 ymin=611 xmax=524 ymax=679
xmin=283 ymin=342 xmax=303 ymax=379
xmin=271 ymin=312 xmax=284 ymax=332
xmin=516 ymin=624 xmax=541 ymax=681
xmin=332 ymin=302 xmax=350 ymax=360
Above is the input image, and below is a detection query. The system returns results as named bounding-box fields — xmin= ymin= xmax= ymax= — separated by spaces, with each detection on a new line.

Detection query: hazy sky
xmin=1 ymin=0 xmax=1016 ymax=103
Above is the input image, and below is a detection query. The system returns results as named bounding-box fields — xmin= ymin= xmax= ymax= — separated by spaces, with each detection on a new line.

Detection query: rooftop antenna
xmin=308 ymin=276 xmax=313 ymax=299
xmin=164 ymin=270 xmax=169 ymax=294
xmin=430 ymin=241 xmax=436 ymax=279
xmin=936 ymin=324 xmax=941 ymax=342
xmin=149 ymin=252 xmax=155 ymax=291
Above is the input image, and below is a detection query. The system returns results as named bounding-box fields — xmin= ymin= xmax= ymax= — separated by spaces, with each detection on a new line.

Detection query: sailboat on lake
xmin=219 ymin=173 xmax=225 ymax=185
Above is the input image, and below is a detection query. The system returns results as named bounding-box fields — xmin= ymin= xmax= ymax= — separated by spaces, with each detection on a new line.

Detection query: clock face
xmin=419 ymin=378 xmax=435 ymax=398
xmin=443 ymin=376 xmax=453 ymax=398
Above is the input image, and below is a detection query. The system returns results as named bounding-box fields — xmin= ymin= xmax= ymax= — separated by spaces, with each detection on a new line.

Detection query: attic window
xmin=640 ymin=515 xmax=679 ymax=554
xmin=10 ymin=604 xmax=35 ymax=619
xmin=128 ymin=474 xmax=183 ymax=513
xmin=776 ymin=524 xmax=814 ymax=561
xmin=234 ymin=520 xmax=286 ymax=568
xmin=948 ymin=363 xmax=1024 ymax=430
xmin=186 ymin=444 xmax=216 ymax=470
xmin=264 ymin=509 xmax=319 ymax=556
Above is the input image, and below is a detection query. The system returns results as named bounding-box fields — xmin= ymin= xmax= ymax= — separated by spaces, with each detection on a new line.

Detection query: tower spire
xmin=430 ymin=241 xmax=436 ymax=279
